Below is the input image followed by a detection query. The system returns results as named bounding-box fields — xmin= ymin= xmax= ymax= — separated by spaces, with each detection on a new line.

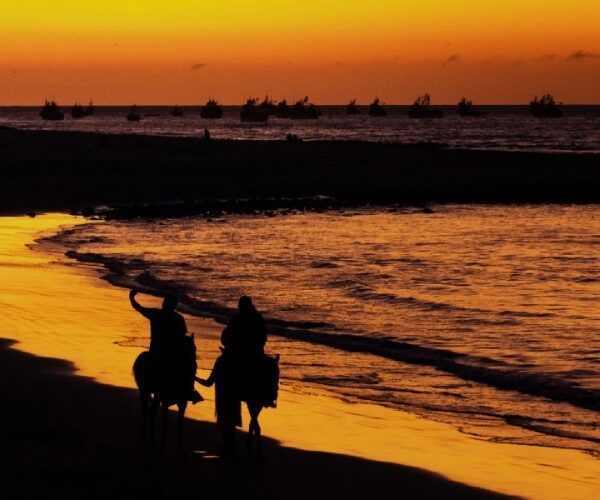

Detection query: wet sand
xmin=1 ymin=127 xmax=600 ymax=216
xmin=2 ymin=214 xmax=600 ymax=499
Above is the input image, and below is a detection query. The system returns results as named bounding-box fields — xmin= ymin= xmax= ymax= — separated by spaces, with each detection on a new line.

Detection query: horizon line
xmin=3 ymin=102 xmax=600 ymax=107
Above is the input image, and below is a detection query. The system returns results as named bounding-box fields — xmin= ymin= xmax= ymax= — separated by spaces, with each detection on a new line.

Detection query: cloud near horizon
xmin=567 ymin=50 xmax=600 ymax=61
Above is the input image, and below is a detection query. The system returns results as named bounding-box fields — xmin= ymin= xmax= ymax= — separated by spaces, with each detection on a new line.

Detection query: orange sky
xmin=1 ymin=1 xmax=599 ymax=104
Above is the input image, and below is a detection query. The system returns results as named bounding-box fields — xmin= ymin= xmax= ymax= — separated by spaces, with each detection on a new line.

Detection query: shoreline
xmin=0 ymin=338 xmax=517 ymax=500
xmin=2 ymin=214 xmax=600 ymax=498
xmin=1 ymin=127 xmax=600 ymax=216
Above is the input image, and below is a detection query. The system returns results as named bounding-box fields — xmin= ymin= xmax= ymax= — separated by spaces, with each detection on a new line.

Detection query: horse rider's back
xmin=145 ymin=308 xmax=187 ymax=358
xmin=129 ymin=290 xmax=187 ymax=363
xmin=221 ymin=308 xmax=267 ymax=356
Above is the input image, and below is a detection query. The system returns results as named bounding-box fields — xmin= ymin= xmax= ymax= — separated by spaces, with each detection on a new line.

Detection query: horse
xmin=203 ymin=351 xmax=279 ymax=460
xmin=133 ymin=334 xmax=197 ymax=454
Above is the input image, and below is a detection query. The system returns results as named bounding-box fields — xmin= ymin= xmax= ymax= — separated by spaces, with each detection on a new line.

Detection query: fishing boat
xmin=170 ymin=105 xmax=184 ymax=117
xmin=276 ymin=99 xmax=291 ymax=118
xmin=291 ymin=97 xmax=321 ymax=120
xmin=200 ymin=99 xmax=223 ymax=119
xmin=346 ymin=99 xmax=361 ymax=115
xmin=71 ymin=103 xmax=86 ymax=119
xmin=408 ymin=94 xmax=444 ymax=118
xmin=40 ymin=100 xmax=64 ymax=121
xmin=240 ymin=98 xmax=269 ymax=122
xmin=258 ymin=96 xmax=278 ymax=116
xmin=457 ymin=97 xmax=485 ymax=117
xmin=368 ymin=98 xmax=387 ymax=117
xmin=85 ymin=100 xmax=95 ymax=116
xmin=126 ymin=105 xmax=141 ymax=121
xmin=529 ymin=94 xmax=563 ymax=118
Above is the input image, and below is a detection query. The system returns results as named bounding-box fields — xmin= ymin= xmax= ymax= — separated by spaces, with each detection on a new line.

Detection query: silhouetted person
xmin=221 ymin=296 xmax=267 ymax=355
xmin=198 ymin=296 xmax=270 ymax=459
xmin=129 ymin=290 xmax=200 ymax=403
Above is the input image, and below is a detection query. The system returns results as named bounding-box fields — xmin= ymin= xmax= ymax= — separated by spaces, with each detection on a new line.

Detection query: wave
xmin=49 ymin=244 xmax=600 ymax=416
xmin=329 ymin=278 xmax=552 ymax=319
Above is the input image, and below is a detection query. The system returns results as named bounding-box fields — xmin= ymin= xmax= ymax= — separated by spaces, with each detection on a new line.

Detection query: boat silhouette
xmin=276 ymin=99 xmax=291 ymax=118
xmin=529 ymin=94 xmax=563 ymax=118
xmin=240 ymin=98 xmax=269 ymax=122
xmin=40 ymin=100 xmax=64 ymax=121
xmin=71 ymin=103 xmax=86 ymax=119
xmin=126 ymin=105 xmax=141 ymax=121
xmin=291 ymin=97 xmax=321 ymax=120
xmin=457 ymin=98 xmax=485 ymax=117
xmin=346 ymin=99 xmax=361 ymax=115
xmin=170 ymin=105 xmax=184 ymax=117
xmin=200 ymin=99 xmax=223 ymax=119
xmin=258 ymin=96 xmax=278 ymax=116
xmin=85 ymin=100 xmax=95 ymax=116
xmin=408 ymin=94 xmax=444 ymax=118
xmin=368 ymin=98 xmax=387 ymax=117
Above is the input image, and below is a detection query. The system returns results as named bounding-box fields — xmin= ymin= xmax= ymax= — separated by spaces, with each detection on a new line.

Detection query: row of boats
xmin=39 ymin=94 xmax=565 ymax=122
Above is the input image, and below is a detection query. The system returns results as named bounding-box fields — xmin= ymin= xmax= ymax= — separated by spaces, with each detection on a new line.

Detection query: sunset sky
xmin=1 ymin=1 xmax=599 ymax=104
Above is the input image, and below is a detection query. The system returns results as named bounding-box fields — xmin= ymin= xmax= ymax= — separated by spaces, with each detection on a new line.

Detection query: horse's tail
xmin=133 ymin=351 xmax=151 ymax=391
xmin=263 ymin=354 xmax=280 ymax=408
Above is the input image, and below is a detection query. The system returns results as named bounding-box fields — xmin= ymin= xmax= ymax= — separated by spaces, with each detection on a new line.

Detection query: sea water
xmin=41 ymin=205 xmax=600 ymax=455
xmin=2 ymin=105 xmax=599 ymax=153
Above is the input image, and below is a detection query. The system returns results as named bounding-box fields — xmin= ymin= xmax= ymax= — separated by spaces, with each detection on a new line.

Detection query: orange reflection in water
xmin=0 ymin=214 xmax=599 ymax=499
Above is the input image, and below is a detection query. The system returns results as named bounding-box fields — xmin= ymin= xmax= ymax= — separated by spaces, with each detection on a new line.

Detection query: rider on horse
xmin=198 ymin=295 xmax=277 ymax=417
xmin=130 ymin=289 xmax=201 ymax=403
xmin=221 ymin=295 xmax=267 ymax=355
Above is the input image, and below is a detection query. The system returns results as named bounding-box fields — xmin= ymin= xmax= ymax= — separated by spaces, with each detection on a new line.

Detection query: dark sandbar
xmin=0 ymin=127 xmax=599 ymax=215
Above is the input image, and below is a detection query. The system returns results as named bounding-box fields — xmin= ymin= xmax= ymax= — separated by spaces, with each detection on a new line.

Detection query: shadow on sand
xmin=0 ymin=338 xmax=519 ymax=499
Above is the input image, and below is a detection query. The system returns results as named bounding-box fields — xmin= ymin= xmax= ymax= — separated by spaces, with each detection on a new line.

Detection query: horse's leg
xmin=246 ymin=405 xmax=253 ymax=459
xmin=221 ymin=424 xmax=236 ymax=461
xmin=140 ymin=390 xmax=150 ymax=440
xmin=159 ymin=401 xmax=169 ymax=452
xmin=245 ymin=402 xmax=255 ymax=459
xmin=176 ymin=400 xmax=187 ymax=456
xmin=247 ymin=402 xmax=263 ymax=461
xmin=149 ymin=395 xmax=160 ymax=445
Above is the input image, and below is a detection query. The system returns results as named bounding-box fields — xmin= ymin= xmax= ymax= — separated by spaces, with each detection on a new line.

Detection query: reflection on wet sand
xmin=1 ymin=214 xmax=600 ymax=498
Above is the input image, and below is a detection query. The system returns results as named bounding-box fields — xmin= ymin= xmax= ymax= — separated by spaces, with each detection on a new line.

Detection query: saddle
xmin=217 ymin=351 xmax=280 ymax=407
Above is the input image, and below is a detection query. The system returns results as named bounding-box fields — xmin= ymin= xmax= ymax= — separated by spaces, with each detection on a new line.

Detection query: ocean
xmin=39 ymin=205 xmax=600 ymax=456
xmin=2 ymin=105 xmax=600 ymax=153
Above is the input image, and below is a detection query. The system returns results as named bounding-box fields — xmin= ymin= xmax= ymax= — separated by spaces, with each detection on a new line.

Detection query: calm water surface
xmin=43 ymin=205 xmax=600 ymax=455
xmin=2 ymin=105 xmax=600 ymax=153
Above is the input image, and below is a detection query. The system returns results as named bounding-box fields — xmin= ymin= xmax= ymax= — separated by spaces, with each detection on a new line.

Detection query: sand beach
xmin=1 ymin=214 xmax=599 ymax=499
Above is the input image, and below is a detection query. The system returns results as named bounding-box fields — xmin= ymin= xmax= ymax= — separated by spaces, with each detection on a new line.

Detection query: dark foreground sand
xmin=0 ymin=338 xmax=514 ymax=499
xmin=1 ymin=127 xmax=599 ymax=214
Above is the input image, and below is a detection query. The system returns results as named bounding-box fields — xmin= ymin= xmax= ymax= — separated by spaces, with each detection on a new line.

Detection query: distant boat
xmin=200 ymin=99 xmax=223 ymax=119
xmin=346 ymin=99 xmax=361 ymax=115
xmin=368 ymin=98 xmax=387 ymax=117
xmin=240 ymin=98 xmax=269 ymax=122
xmin=85 ymin=100 xmax=95 ymax=116
xmin=258 ymin=96 xmax=278 ymax=116
xmin=71 ymin=102 xmax=86 ymax=119
xmin=291 ymin=97 xmax=321 ymax=120
xmin=529 ymin=94 xmax=563 ymax=118
xmin=408 ymin=94 xmax=444 ymax=118
xmin=457 ymin=97 xmax=485 ymax=117
xmin=276 ymin=99 xmax=291 ymax=118
xmin=40 ymin=100 xmax=64 ymax=121
xmin=170 ymin=105 xmax=184 ymax=117
xmin=126 ymin=105 xmax=141 ymax=121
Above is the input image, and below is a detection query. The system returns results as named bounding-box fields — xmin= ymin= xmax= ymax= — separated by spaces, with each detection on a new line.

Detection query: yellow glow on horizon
xmin=0 ymin=1 xmax=598 ymax=103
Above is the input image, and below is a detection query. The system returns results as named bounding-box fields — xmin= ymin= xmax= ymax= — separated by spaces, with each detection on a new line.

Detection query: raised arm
xmin=129 ymin=290 xmax=152 ymax=318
